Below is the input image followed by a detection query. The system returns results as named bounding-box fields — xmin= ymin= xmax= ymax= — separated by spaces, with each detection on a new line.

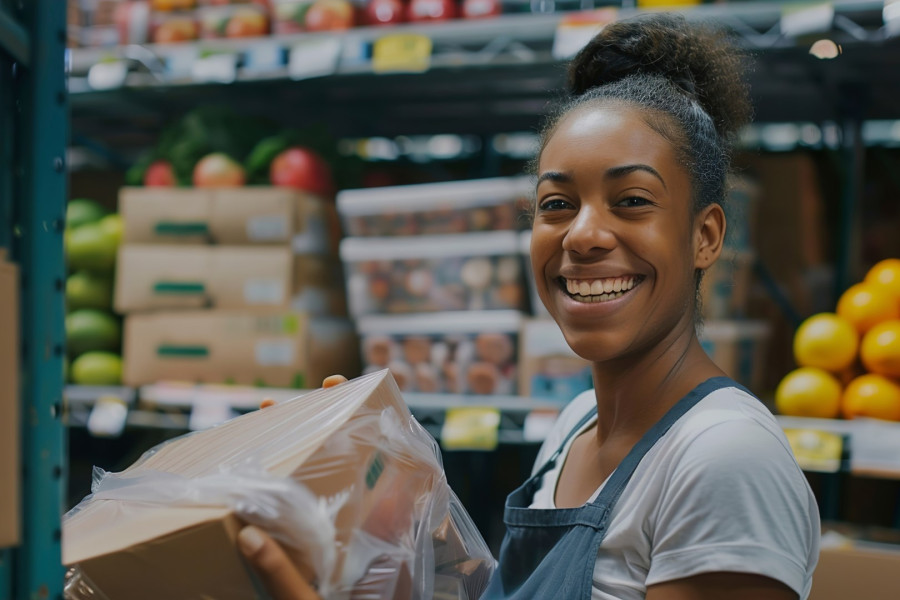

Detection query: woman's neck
xmin=588 ymin=323 xmax=726 ymax=449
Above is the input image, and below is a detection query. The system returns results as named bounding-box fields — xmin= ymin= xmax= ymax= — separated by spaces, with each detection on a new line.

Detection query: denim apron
xmin=482 ymin=377 xmax=744 ymax=599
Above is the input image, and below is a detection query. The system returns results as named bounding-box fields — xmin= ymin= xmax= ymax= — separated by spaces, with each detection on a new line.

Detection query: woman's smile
xmin=559 ymin=274 xmax=645 ymax=303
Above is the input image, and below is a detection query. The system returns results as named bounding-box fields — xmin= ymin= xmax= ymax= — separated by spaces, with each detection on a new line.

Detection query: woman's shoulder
xmin=531 ymin=390 xmax=597 ymax=474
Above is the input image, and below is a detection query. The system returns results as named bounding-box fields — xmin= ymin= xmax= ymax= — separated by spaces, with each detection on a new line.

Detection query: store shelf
xmin=62 ymin=384 xmax=900 ymax=474
xmin=67 ymin=2 xmax=900 ymax=160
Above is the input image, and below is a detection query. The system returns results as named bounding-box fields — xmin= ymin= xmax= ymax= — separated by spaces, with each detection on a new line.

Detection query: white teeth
xmin=602 ymin=280 xmax=613 ymax=294
xmin=564 ymin=276 xmax=640 ymax=303
xmin=613 ymin=278 xmax=622 ymax=292
xmin=579 ymin=281 xmax=590 ymax=296
xmin=590 ymin=280 xmax=604 ymax=295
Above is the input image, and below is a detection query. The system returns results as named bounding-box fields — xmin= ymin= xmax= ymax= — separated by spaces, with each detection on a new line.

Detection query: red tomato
xmin=270 ymin=147 xmax=335 ymax=197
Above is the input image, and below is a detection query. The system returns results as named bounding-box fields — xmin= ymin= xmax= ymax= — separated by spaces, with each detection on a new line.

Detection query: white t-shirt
xmin=529 ymin=385 xmax=820 ymax=600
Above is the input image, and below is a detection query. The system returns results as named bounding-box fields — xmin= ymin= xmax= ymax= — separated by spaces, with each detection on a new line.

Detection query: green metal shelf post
xmin=0 ymin=0 xmax=68 ymax=598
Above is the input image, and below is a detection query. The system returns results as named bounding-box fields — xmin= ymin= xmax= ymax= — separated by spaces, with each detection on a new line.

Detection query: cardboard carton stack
xmin=337 ymin=177 xmax=534 ymax=396
xmin=115 ymin=186 xmax=357 ymax=389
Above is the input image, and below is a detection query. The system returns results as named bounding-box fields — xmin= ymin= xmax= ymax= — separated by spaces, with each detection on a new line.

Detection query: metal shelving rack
xmin=0 ymin=1 xmax=68 ymax=599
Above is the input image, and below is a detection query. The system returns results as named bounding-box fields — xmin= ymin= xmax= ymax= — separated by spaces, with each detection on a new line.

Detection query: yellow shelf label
xmin=441 ymin=407 xmax=501 ymax=451
xmin=784 ymin=428 xmax=843 ymax=473
xmin=373 ymin=34 xmax=432 ymax=74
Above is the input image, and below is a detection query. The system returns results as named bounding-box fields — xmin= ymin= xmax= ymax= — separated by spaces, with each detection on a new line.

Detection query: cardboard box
xmin=120 ymin=186 xmax=340 ymax=252
xmin=122 ymin=310 xmax=359 ymax=388
xmin=62 ymin=370 xmax=468 ymax=599
xmin=810 ymin=542 xmax=900 ymax=600
xmin=115 ymin=244 xmax=293 ymax=313
xmin=0 ymin=251 xmax=20 ymax=547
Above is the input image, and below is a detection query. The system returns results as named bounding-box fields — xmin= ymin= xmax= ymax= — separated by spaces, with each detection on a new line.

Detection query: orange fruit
xmin=864 ymin=259 xmax=900 ymax=302
xmin=841 ymin=374 xmax=900 ymax=421
xmin=860 ymin=320 xmax=900 ymax=378
xmin=775 ymin=367 xmax=843 ymax=418
xmin=793 ymin=313 xmax=858 ymax=372
xmin=836 ymin=283 xmax=900 ymax=334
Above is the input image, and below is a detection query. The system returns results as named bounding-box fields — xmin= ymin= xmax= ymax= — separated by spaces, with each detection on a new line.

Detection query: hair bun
xmin=568 ymin=13 xmax=751 ymax=138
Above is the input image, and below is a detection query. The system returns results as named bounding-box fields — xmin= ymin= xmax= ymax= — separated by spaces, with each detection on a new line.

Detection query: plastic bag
xmin=63 ymin=370 xmax=495 ymax=600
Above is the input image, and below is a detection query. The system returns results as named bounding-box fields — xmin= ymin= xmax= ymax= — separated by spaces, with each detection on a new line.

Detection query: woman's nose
xmin=562 ymin=205 xmax=617 ymax=256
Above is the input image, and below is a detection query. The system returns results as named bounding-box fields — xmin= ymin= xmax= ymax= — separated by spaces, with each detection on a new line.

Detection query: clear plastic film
xmin=63 ymin=370 xmax=495 ymax=600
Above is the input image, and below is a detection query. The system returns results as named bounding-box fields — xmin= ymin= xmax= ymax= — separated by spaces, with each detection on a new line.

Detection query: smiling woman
xmin=240 ymin=13 xmax=821 ymax=600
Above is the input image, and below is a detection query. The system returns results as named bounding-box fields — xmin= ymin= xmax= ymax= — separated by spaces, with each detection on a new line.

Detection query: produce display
xmin=776 ymin=258 xmax=900 ymax=422
xmin=357 ymin=311 xmax=522 ymax=395
xmin=64 ymin=199 xmax=124 ymax=386
xmin=341 ymin=232 xmax=527 ymax=317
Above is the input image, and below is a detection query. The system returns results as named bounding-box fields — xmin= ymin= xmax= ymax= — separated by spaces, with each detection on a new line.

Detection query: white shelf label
xmin=247 ymin=215 xmax=290 ymax=241
xmin=780 ymin=3 xmax=834 ymax=37
xmin=192 ymin=53 xmax=238 ymax=84
xmin=87 ymin=396 xmax=129 ymax=438
xmin=87 ymin=61 xmax=128 ymax=91
xmin=255 ymin=340 xmax=295 ymax=366
xmin=289 ymin=38 xmax=342 ymax=81
xmin=166 ymin=47 xmax=200 ymax=79
xmin=244 ymin=279 xmax=285 ymax=305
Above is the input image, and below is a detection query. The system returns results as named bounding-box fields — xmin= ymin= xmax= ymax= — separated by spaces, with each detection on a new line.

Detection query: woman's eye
xmin=538 ymin=198 xmax=572 ymax=211
xmin=617 ymin=196 xmax=652 ymax=208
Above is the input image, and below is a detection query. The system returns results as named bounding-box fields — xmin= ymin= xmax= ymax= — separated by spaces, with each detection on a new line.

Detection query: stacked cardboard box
xmin=0 ymin=250 xmax=20 ymax=547
xmin=116 ymin=186 xmax=356 ymax=388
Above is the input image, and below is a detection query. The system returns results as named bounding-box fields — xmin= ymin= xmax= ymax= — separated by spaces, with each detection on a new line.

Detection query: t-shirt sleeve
xmin=645 ymin=418 xmax=819 ymax=596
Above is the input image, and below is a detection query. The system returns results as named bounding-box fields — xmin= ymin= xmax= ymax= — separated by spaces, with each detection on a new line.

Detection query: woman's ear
xmin=694 ymin=203 xmax=726 ymax=270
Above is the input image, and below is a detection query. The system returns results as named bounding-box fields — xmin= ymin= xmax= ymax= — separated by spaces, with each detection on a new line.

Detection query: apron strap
xmin=532 ymin=403 xmax=599 ymax=479
xmin=589 ymin=377 xmax=741 ymax=513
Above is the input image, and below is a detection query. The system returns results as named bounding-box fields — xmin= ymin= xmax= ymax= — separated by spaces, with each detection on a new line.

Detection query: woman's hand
xmin=238 ymin=526 xmax=320 ymax=600
xmin=259 ymin=375 xmax=348 ymax=409
xmin=244 ymin=375 xmax=349 ymax=599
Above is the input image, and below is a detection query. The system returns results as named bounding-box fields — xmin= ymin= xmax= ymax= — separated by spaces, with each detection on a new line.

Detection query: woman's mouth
xmin=558 ymin=275 xmax=644 ymax=304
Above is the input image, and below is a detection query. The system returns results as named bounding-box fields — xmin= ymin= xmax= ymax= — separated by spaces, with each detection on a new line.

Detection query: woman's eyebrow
xmin=536 ymin=171 xmax=572 ymax=186
xmin=605 ymin=164 xmax=667 ymax=190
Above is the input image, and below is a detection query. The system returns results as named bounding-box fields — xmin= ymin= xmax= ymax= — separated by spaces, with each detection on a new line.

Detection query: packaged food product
xmin=341 ymin=231 xmax=527 ymax=317
xmin=199 ymin=3 xmax=270 ymax=38
xmin=519 ymin=318 xmax=592 ymax=403
xmin=63 ymin=369 xmax=495 ymax=599
xmin=336 ymin=177 xmax=533 ymax=237
xmin=358 ymin=310 xmax=523 ymax=395
xmin=149 ymin=11 xmax=201 ymax=44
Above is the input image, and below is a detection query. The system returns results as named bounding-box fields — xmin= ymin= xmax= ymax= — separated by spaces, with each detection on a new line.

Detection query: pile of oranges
xmin=776 ymin=259 xmax=900 ymax=421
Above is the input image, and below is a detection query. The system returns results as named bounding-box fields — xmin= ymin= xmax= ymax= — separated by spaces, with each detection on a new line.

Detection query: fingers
xmin=322 ymin=375 xmax=348 ymax=389
xmin=238 ymin=526 xmax=320 ymax=600
xmin=259 ymin=398 xmax=277 ymax=410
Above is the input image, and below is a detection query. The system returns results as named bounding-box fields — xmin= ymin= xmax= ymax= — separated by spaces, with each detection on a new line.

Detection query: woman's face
xmin=532 ymin=104 xmax=716 ymax=364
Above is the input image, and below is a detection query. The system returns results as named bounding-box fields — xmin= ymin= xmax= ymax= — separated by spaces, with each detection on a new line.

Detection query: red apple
xmin=144 ymin=160 xmax=176 ymax=187
xmin=366 ymin=0 xmax=406 ymax=25
xmin=407 ymin=0 xmax=456 ymax=22
xmin=270 ymin=147 xmax=334 ymax=197
xmin=305 ymin=0 xmax=356 ymax=31
xmin=462 ymin=0 xmax=500 ymax=19
xmin=193 ymin=153 xmax=246 ymax=187
xmin=224 ymin=8 xmax=269 ymax=38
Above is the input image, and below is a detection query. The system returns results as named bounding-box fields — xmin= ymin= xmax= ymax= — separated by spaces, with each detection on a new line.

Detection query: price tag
xmin=87 ymin=395 xmax=129 ymax=438
xmin=166 ymin=46 xmax=200 ymax=79
xmin=289 ymin=38 xmax=342 ymax=80
xmin=552 ymin=9 xmax=619 ymax=60
xmin=523 ymin=409 xmax=560 ymax=443
xmin=189 ymin=396 xmax=237 ymax=431
xmin=372 ymin=34 xmax=432 ymax=74
xmin=244 ymin=42 xmax=286 ymax=74
xmin=87 ymin=60 xmax=128 ymax=91
xmin=780 ymin=3 xmax=835 ymax=37
xmin=885 ymin=0 xmax=900 ymax=37
xmin=192 ymin=53 xmax=238 ymax=84
xmin=441 ymin=407 xmax=501 ymax=451
xmin=783 ymin=428 xmax=843 ymax=473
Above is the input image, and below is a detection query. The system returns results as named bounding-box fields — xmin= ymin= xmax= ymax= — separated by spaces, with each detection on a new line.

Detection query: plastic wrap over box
xmin=63 ymin=370 xmax=494 ymax=599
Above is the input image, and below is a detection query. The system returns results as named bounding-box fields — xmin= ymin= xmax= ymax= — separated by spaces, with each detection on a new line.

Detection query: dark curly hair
xmin=538 ymin=13 xmax=752 ymax=213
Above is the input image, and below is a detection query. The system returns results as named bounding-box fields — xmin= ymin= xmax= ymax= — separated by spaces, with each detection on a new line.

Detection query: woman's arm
xmin=646 ymin=572 xmax=798 ymax=600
